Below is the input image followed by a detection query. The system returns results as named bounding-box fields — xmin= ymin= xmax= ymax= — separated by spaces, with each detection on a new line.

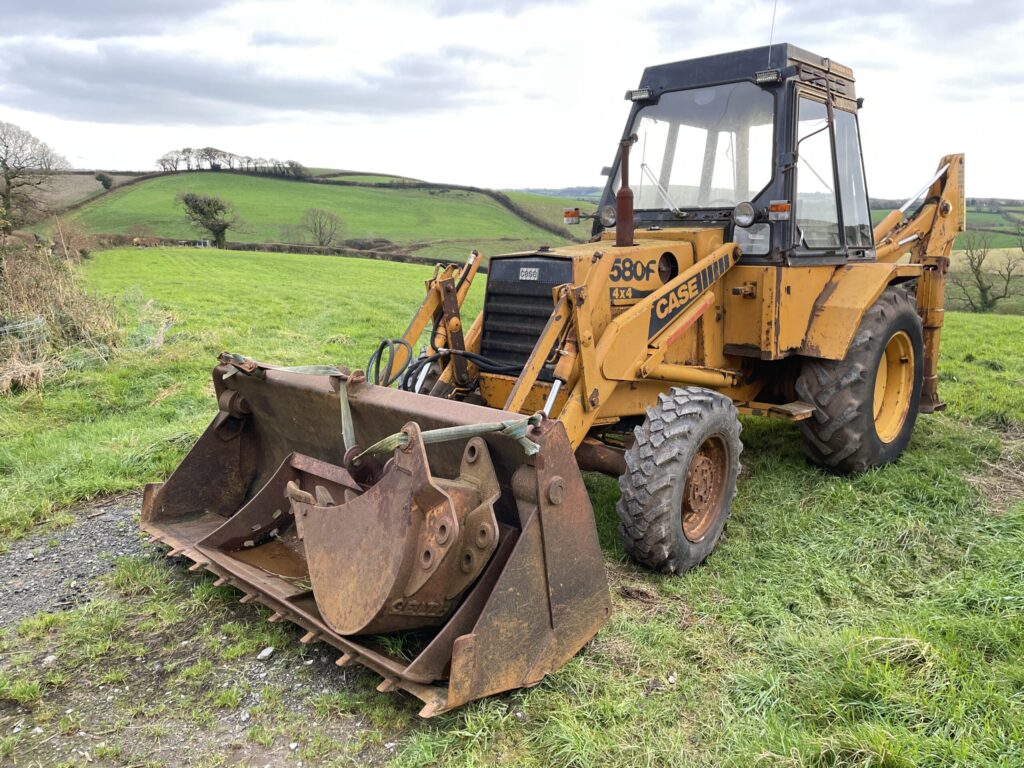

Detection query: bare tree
xmin=285 ymin=160 xmax=308 ymax=178
xmin=299 ymin=208 xmax=342 ymax=247
xmin=156 ymin=151 xmax=180 ymax=171
xmin=0 ymin=122 xmax=69 ymax=232
xmin=949 ymin=229 xmax=1024 ymax=312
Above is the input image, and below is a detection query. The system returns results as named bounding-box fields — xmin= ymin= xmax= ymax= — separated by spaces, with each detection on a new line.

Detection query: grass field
xmin=963 ymin=211 xmax=1018 ymax=231
xmin=69 ymin=172 xmax=561 ymax=248
xmin=323 ymin=174 xmax=417 ymax=184
xmin=2 ymin=248 xmax=1023 ymax=766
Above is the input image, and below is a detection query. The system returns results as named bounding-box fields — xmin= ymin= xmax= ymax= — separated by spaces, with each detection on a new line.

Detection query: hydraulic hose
xmin=399 ymin=349 xmax=522 ymax=392
xmin=366 ymin=338 xmax=413 ymax=387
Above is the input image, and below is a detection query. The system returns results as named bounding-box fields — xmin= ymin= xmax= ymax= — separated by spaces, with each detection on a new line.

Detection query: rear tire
xmin=616 ymin=387 xmax=742 ymax=575
xmin=796 ymin=287 xmax=923 ymax=474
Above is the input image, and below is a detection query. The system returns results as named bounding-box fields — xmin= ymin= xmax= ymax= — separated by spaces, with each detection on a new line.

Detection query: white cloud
xmin=0 ymin=0 xmax=1020 ymax=197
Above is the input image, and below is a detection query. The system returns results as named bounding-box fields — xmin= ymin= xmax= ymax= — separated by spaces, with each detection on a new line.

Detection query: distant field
xmin=324 ymin=174 xmax=417 ymax=184
xmin=36 ymin=172 xmax=137 ymax=210
xmin=69 ymin=172 xmax=560 ymax=247
xmin=504 ymin=190 xmax=597 ymax=235
xmin=964 ymin=211 xmax=1018 ymax=230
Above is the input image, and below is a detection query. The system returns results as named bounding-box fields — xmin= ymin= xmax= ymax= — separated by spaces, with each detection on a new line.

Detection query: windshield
xmin=617 ymin=81 xmax=775 ymax=210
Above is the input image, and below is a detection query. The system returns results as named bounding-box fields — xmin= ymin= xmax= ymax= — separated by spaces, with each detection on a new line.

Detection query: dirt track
xmin=0 ymin=495 xmax=144 ymax=628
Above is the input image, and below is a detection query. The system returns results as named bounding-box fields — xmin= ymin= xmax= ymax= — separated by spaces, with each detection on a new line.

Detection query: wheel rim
xmin=872 ymin=330 xmax=915 ymax=444
xmin=682 ymin=435 xmax=729 ymax=543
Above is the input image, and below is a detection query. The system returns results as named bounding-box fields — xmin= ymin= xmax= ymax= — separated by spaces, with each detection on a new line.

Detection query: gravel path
xmin=0 ymin=494 xmax=145 ymax=628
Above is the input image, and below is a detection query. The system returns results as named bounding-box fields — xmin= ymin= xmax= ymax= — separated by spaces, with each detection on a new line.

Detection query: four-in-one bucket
xmin=142 ymin=354 xmax=609 ymax=716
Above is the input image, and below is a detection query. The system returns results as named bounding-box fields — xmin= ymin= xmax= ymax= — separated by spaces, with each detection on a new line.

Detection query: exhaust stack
xmin=616 ymin=134 xmax=637 ymax=247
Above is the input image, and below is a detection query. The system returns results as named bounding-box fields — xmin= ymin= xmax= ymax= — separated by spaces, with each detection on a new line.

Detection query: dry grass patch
xmin=969 ymin=428 xmax=1024 ymax=515
xmin=0 ymin=237 xmax=119 ymax=391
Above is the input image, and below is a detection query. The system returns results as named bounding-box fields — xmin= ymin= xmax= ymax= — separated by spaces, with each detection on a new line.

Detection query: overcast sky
xmin=0 ymin=0 xmax=1020 ymax=197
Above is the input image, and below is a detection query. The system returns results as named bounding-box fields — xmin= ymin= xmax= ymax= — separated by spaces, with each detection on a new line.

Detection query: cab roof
xmin=638 ymin=43 xmax=856 ymax=99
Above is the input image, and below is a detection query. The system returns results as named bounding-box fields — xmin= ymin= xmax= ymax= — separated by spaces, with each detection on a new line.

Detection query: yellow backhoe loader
xmin=142 ymin=44 xmax=964 ymax=716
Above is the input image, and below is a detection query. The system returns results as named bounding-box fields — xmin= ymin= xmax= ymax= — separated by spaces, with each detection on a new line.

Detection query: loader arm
xmin=554 ymin=243 xmax=741 ymax=446
xmin=387 ymin=250 xmax=482 ymax=383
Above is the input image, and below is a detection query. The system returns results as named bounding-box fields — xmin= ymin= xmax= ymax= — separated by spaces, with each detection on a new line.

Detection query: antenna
xmin=767 ymin=0 xmax=779 ymax=67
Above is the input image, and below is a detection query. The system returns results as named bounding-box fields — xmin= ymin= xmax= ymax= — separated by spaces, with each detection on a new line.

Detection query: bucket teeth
xmin=335 ymin=653 xmax=355 ymax=667
xmin=299 ymin=631 xmax=320 ymax=645
xmin=418 ymin=702 xmax=443 ymax=718
xmin=267 ymin=612 xmax=284 ymax=623
xmin=166 ymin=547 xmax=185 ymax=558
xmin=376 ymin=678 xmax=397 ymax=693
xmin=188 ymin=561 xmax=209 ymax=572
xmin=213 ymin=577 xmax=229 ymax=587
xmin=239 ymin=593 xmax=256 ymax=604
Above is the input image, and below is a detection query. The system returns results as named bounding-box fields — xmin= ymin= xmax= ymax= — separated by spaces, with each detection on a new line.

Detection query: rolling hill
xmin=64 ymin=171 xmax=594 ymax=258
xmin=44 ymin=168 xmax=1022 ymax=254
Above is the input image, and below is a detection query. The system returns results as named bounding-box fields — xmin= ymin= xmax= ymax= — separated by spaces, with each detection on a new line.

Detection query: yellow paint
xmin=800 ymin=263 xmax=923 ymax=360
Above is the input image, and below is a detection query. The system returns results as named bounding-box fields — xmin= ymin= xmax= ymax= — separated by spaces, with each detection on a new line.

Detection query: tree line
xmin=155 ymin=147 xmax=308 ymax=178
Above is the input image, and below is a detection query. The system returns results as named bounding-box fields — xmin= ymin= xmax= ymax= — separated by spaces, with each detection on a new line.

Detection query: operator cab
xmin=593 ymin=43 xmax=874 ymax=264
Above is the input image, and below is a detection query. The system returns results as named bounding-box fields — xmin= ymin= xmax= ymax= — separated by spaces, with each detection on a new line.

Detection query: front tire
xmin=796 ymin=287 xmax=924 ymax=474
xmin=616 ymin=387 xmax=742 ymax=575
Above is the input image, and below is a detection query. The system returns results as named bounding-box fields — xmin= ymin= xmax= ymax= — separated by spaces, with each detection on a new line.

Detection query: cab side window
xmin=795 ymin=97 xmax=840 ymax=249
xmin=834 ymin=109 xmax=872 ymax=248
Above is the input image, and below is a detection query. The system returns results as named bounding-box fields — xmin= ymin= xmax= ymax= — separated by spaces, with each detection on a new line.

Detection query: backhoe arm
xmin=874 ymin=154 xmax=966 ymax=264
xmin=873 ymin=154 xmax=965 ymax=412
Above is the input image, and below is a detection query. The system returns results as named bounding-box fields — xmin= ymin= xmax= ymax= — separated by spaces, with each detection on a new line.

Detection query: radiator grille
xmin=480 ymin=255 xmax=572 ymax=380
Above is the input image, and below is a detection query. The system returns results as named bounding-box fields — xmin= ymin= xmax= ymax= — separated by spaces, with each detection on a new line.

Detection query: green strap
xmin=338 ymin=378 xmax=355 ymax=455
xmin=356 ymin=413 xmax=542 ymax=462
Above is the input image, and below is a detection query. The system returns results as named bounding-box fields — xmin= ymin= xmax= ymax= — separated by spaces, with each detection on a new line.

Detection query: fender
xmin=800 ymin=262 xmax=922 ymax=360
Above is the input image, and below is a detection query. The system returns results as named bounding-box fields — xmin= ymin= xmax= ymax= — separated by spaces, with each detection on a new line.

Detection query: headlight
xmin=598 ymin=205 xmax=617 ymax=228
xmin=732 ymin=201 xmax=756 ymax=228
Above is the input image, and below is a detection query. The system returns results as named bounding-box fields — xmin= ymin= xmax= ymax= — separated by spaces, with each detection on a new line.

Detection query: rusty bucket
xmin=141 ymin=355 xmax=610 ymax=716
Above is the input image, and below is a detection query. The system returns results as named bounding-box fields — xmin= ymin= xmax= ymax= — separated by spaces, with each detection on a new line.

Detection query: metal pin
xmin=543 ymin=379 xmax=563 ymax=416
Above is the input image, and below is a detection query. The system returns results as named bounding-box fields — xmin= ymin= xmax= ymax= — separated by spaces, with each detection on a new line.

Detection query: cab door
xmin=791 ymin=92 xmax=874 ymax=261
